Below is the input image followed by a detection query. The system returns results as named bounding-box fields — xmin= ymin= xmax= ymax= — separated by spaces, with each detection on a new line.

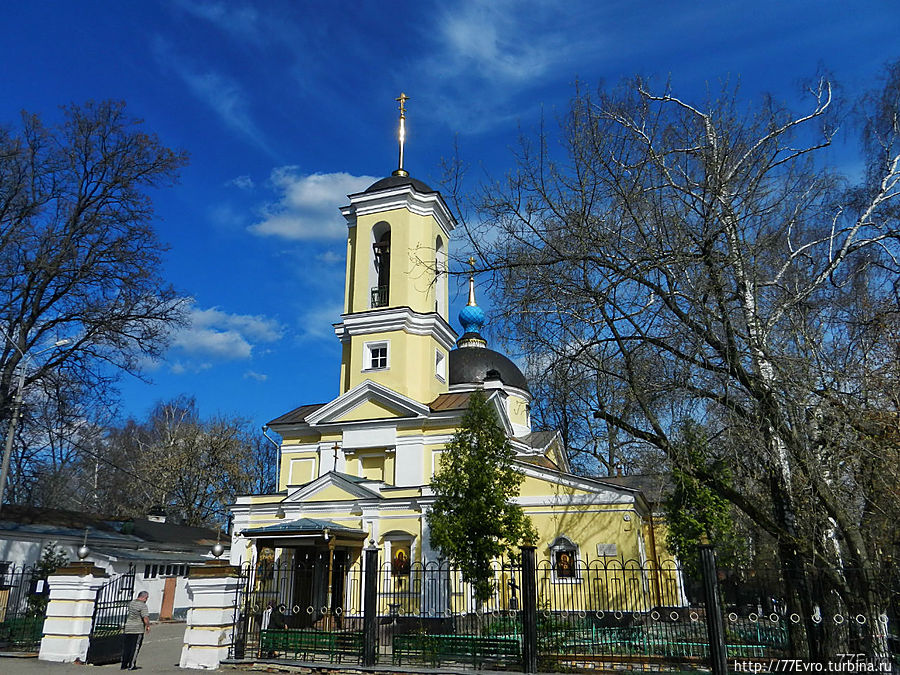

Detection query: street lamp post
xmin=0 ymin=338 xmax=70 ymax=514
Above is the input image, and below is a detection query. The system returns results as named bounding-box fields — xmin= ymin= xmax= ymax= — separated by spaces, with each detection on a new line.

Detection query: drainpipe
xmin=262 ymin=425 xmax=281 ymax=487
xmin=647 ymin=509 xmax=663 ymax=604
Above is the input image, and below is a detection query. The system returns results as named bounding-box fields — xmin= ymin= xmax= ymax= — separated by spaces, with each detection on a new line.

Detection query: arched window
xmin=435 ymin=236 xmax=446 ymax=315
xmin=370 ymin=222 xmax=391 ymax=308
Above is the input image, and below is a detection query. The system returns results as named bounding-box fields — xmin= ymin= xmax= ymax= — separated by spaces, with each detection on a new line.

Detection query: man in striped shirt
xmin=121 ymin=591 xmax=150 ymax=670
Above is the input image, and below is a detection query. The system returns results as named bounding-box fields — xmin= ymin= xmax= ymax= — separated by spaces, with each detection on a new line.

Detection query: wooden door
xmin=160 ymin=576 xmax=176 ymax=620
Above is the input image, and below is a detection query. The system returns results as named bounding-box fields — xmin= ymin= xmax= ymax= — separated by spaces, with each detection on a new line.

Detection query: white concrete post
xmin=179 ymin=560 xmax=242 ymax=670
xmin=38 ymin=562 xmax=108 ymax=663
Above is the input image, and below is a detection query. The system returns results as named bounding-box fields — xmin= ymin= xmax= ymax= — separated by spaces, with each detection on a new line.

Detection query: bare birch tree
xmin=459 ymin=65 xmax=900 ymax=658
xmin=100 ymin=396 xmax=266 ymax=526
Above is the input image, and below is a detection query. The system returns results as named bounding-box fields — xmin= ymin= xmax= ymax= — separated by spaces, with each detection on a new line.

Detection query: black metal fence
xmin=229 ymin=550 xmax=898 ymax=672
xmin=0 ymin=563 xmax=51 ymax=652
xmin=232 ymin=551 xmax=366 ymax=663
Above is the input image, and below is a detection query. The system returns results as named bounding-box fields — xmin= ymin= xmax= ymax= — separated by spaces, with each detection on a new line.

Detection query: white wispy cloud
xmin=416 ymin=0 xmax=607 ymax=132
xmin=151 ymin=36 xmax=271 ymax=154
xmin=170 ymin=302 xmax=284 ymax=364
xmin=316 ymin=250 xmax=344 ymax=264
xmin=172 ymin=0 xmax=303 ymax=50
xmin=248 ymin=169 xmax=377 ymax=240
xmin=438 ymin=2 xmax=560 ymax=83
xmin=173 ymin=0 xmax=264 ymax=43
xmin=227 ymin=175 xmax=255 ymax=190
xmin=243 ymin=370 xmax=268 ymax=382
xmin=297 ymin=303 xmax=345 ymax=342
xmin=170 ymin=361 xmax=213 ymax=375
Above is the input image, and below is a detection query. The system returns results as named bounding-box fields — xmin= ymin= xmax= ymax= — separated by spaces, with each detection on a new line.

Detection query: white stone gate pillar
xmin=38 ymin=562 xmax=108 ymax=663
xmin=180 ymin=560 xmax=242 ymax=670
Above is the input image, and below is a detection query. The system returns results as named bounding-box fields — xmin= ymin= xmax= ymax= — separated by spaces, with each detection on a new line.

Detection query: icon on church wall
xmin=555 ymin=550 xmax=576 ymax=578
xmin=392 ymin=546 xmax=410 ymax=575
xmin=257 ymin=546 xmax=276 ymax=580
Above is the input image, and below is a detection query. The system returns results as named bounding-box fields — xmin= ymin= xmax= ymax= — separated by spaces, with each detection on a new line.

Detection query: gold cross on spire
xmin=397 ymin=92 xmax=409 ymax=117
xmin=393 ymin=92 xmax=410 ymax=177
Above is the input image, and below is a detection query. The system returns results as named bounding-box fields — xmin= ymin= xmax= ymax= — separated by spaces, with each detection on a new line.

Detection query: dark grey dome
xmin=365 ymin=174 xmax=434 ymax=194
xmin=449 ymin=347 xmax=529 ymax=392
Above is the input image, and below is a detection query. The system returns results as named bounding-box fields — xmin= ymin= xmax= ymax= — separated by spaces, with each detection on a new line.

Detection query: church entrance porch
xmin=234 ymin=518 xmax=368 ymax=659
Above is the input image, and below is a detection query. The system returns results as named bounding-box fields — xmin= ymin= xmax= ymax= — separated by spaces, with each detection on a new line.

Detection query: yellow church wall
xmin=517 ymin=474 xmax=592 ymax=499
xmin=377 ymin=517 xmax=420 ymax=534
xmin=346 ymin=212 xmax=377 ymax=315
xmin=344 ymin=229 xmax=356 ymax=313
xmin=345 ymin=454 xmax=359 ymax=477
xmin=381 ymin=487 xmax=421 ymax=498
xmin=526 ymin=505 xmax=656 ymax=611
xmin=637 ymin=514 xmax=681 ymax=607
xmin=428 ymin=447 xmax=445 ymax=480
xmin=507 ymin=395 xmax=529 ymax=427
xmin=526 ymin=507 xmax=643 ymax=563
xmin=286 ymin=455 xmax=317 ymax=486
xmin=347 ymin=208 xmax=442 ymax=317
xmin=305 ymin=484 xmax=358 ymax=502
xmin=279 ymin=430 xmax=321 ymax=444
xmin=340 ymin=342 xmax=351 ymax=393
xmin=385 ymin=453 xmax=395 ymax=483
xmin=339 ymin=398 xmax=400 ymax=422
xmin=244 ymin=494 xmax=283 ymax=506
xmin=344 ymin=330 xmax=447 ymax=405
xmin=279 ymin=452 xmax=312 ymax=490
xmin=360 ymin=453 xmax=386 ymax=481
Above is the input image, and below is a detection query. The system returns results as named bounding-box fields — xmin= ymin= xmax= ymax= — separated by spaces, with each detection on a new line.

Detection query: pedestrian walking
xmin=121 ymin=590 xmax=150 ymax=670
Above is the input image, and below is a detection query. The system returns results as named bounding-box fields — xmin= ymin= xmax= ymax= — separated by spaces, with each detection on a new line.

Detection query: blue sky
xmin=2 ymin=1 xmax=897 ymax=428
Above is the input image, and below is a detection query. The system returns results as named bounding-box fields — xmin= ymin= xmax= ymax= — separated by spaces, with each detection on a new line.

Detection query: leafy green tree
xmin=427 ymin=391 xmax=536 ymax=605
xmin=664 ymin=422 xmax=747 ymax=576
xmin=28 ymin=544 xmax=69 ymax=615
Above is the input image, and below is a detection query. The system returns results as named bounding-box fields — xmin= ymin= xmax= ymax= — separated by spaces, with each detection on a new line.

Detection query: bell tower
xmin=333 ymin=94 xmax=457 ymax=404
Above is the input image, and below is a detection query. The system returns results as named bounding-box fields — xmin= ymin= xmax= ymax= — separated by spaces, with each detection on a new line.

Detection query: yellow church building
xmin=228 ymin=102 xmax=674 ymax=616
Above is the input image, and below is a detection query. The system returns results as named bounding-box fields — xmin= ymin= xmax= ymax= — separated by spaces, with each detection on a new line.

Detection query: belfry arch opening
xmin=370 ymin=222 xmax=391 ymax=308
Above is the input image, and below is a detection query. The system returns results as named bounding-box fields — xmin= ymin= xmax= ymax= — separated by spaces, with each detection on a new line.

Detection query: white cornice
xmin=448 ymin=381 xmax=532 ymax=402
xmin=341 ymin=186 xmax=456 ymax=239
xmin=333 ymin=307 xmax=457 ymax=351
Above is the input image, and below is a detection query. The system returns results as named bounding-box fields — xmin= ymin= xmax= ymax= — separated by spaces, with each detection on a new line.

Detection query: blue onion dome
xmin=457 ymin=270 xmax=488 ymax=349
xmin=459 ymin=303 xmax=485 ymax=334
xmin=450 ymin=262 xmax=528 ymax=390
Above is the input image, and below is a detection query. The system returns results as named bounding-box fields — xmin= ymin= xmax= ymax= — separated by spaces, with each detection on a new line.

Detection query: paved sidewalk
xmin=0 ymin=622 xmax=217 ymax=674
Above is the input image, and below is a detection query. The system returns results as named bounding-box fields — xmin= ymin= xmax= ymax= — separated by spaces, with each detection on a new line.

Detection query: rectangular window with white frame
xmin=364 ymin=341 xmax=389 ymax=371
xmin=435 ymin=349 xmax=446 ymax=382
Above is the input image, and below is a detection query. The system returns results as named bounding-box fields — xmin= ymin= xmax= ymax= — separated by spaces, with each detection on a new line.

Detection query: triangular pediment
xmin=339 ymin=398 xmax=401 ymax=422
xmin=285 ymin=471 xmax=382 ymax=504
xmin=306 ymin=380 xmax=430 ymax=426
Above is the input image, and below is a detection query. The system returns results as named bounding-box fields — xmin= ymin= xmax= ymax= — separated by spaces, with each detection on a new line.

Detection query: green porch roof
xmin=240 ymin=517 xmax=367 ymax=538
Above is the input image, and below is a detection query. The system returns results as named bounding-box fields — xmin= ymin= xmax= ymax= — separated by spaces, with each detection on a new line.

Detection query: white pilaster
xmin=38 ymin=563 xmax=108 ymax=663
xmin=179 ymin=562 xmax=242 ymax=670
